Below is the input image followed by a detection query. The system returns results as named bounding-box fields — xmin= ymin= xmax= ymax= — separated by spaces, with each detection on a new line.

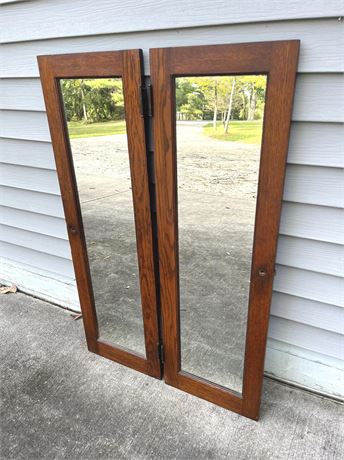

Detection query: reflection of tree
xmin=240 ymin=75 xmax=266 ymax=121
xmin=60 ymin=78 xmax=124 ymax=123
xmin=80 ymin=80 xmax=88 ymax=121
xmin=175 ymin=75 xmax=266 ymax=132
xmin=224 ymin=77 xmax=236 ymax=134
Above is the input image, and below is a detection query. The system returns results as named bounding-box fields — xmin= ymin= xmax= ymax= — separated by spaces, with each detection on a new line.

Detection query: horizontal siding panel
xmin=280 ymin=203 xmax=344 ymax=244
xmin=0 ymin=206 xmax=68 ymax=239
xmin=1 ymin=19 xmax=343 ymax=77
xmin=2 ymin=74 xmax=343 ymax=122
xmin=2 ymin=186 xmax=342 ymax=245
xmin=274 ymin=265 xmax=344 ymax=307
xmin=0 ymin=186 xmax=64 ymax=217
xmin=0 ymin=110 xmax=50 ymax=142
xmin=2 ymin=110 xmax=343 ymax=168
xmin=283 ymin=165 xmax=344 ymax=208
xmin=0 ymin=163 xmax=60 ymax=194
xmin=276 ymin=236 xmax=343 ymax=277
xmin=265 ymin=339 xmax=344 ymax=399
xmin=0 ymin=224 xmax=72 ymax=259
xmin=0 ymin=1 xmax=30 ymax=4
xmin=2 ymin=209 xmax=341 ymax=275
xmin=0 ymin=241 xmax=75 ymax=278
xmin=2 ymin=204 xmax=341 ymax=276
xmin=2 ymin=159 xmax=342 ymax=209
xmin=2 ymin=1 xmax=343 ymax=44
xmin=0 ymin=137 xmax=56 ymax=169
xmin=287 ymin=122 xmax=344 ymax=168
xmin=0 ymin=258 xmax=79 ymax=311
xmin=271 ymin=292 xmax=344 ymax=334
xmin=268 ymin=316 xmax=344 ymax=360
xmin=0 ymin=78 xmax=44 ymax=111
xmin=292 ymin=74 xmax=344 ymax=122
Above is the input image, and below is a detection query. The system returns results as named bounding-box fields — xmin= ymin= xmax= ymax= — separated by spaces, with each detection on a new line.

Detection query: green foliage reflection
xmin=60 ymin=78 xmax=124 ymax=123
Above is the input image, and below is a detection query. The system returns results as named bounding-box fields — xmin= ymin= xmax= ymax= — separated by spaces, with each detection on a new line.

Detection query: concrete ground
xmin=71 ymin=123 xmax=260 ymax=393
xmin=1 ymin=292 xmax=344 ymax=459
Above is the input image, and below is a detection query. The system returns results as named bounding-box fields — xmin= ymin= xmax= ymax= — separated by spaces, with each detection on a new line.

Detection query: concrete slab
xmin=1 ymin=292 xmax=343 ymax=459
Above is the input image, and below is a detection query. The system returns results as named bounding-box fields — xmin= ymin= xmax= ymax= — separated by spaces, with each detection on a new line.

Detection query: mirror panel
xmin=60 ymin=78 xmax=146 ymax=356
xmin=176 ymin=75 xmax=267 ymax=393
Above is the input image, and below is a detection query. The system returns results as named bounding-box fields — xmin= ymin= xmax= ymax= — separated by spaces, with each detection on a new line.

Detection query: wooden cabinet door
xmin=150 ymin=41 xmax=299 ymax=419
xmin=38 ymin=50 xmax=161 ymax=379
xmin=38 ymin=42 xmax=299 ymax=420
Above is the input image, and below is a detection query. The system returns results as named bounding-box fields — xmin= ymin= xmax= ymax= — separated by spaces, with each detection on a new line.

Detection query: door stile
xmin=38 ymin=50 xmax=161 ymax=378
xmin=150 ymin=41 xmax=299 ymax=419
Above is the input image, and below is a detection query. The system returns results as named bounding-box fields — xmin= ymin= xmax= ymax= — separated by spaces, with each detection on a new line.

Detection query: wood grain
xmin=38 ymin=50 xmax=161 ymax=378
xmin=150 ymin=40 xmax=300 ymax=419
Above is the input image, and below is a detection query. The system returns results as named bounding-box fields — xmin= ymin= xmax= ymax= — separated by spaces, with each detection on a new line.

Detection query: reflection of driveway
xmin=71 ymin=122 xmax=261 ymax=393
xmin=176 ymin=122 xmax=260 ymax=198
xmin=72 ymin=122 xmax=260 ymax=202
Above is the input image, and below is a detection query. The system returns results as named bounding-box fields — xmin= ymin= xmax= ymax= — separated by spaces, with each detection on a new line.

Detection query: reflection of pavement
xmin=72 ymin=134 xmax=145 ymax=356
xmin=71 ymin=122 xmax=260 ymax=393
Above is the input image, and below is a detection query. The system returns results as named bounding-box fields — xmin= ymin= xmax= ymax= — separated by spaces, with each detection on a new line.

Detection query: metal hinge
xmin=140 ymin=84 xmax=153 ymax=117
xmin=158 ymin=343 xmax=164 ymax=364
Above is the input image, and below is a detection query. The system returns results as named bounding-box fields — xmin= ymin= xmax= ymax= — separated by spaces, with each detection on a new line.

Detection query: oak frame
xmin=150 ymin=41 xmax=300 ymax=419
xmin=38 ymin=51 xmax=161 ymax=378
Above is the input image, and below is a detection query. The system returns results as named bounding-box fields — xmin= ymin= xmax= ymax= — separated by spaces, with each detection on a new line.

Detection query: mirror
xmin=60 ymin=78 xmax=146 ymax=356
xmin=175 ymin=75 xmax=267 ymax=393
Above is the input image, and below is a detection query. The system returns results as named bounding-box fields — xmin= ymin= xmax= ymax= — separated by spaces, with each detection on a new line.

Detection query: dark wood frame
xmin=38 ymin=51 xmax=161 ymax=378
xmin=150 ymin=41 xmax=299 ymax=419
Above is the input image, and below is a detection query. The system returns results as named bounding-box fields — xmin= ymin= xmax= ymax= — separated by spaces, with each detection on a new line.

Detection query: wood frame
xmin=38 ymin=51 xmax=161 ymax=378
xmin=150 ymin=41 xmax=300 ymax=419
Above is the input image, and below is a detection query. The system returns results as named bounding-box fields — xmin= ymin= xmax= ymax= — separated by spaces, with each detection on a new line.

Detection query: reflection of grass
xmin=68 ymin=120 xmax=126 ymax=138
xmin=203 ymin=121 xmax=263 ymax=144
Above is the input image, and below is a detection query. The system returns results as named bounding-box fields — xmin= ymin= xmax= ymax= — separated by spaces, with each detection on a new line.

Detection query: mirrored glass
xmin=176 ymin=75 xmax=267 ymax=392
xmin=60 ymin=78 xmax=146 ymax=355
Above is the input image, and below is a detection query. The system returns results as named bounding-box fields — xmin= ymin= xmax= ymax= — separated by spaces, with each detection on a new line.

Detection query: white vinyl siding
xmin=1 ymin=0 xmax=343 ymax=399
xmin=1 ymin=0 xmax=342 ymax=43
xmin=1 ymin=19 xmax=343 ymax=76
